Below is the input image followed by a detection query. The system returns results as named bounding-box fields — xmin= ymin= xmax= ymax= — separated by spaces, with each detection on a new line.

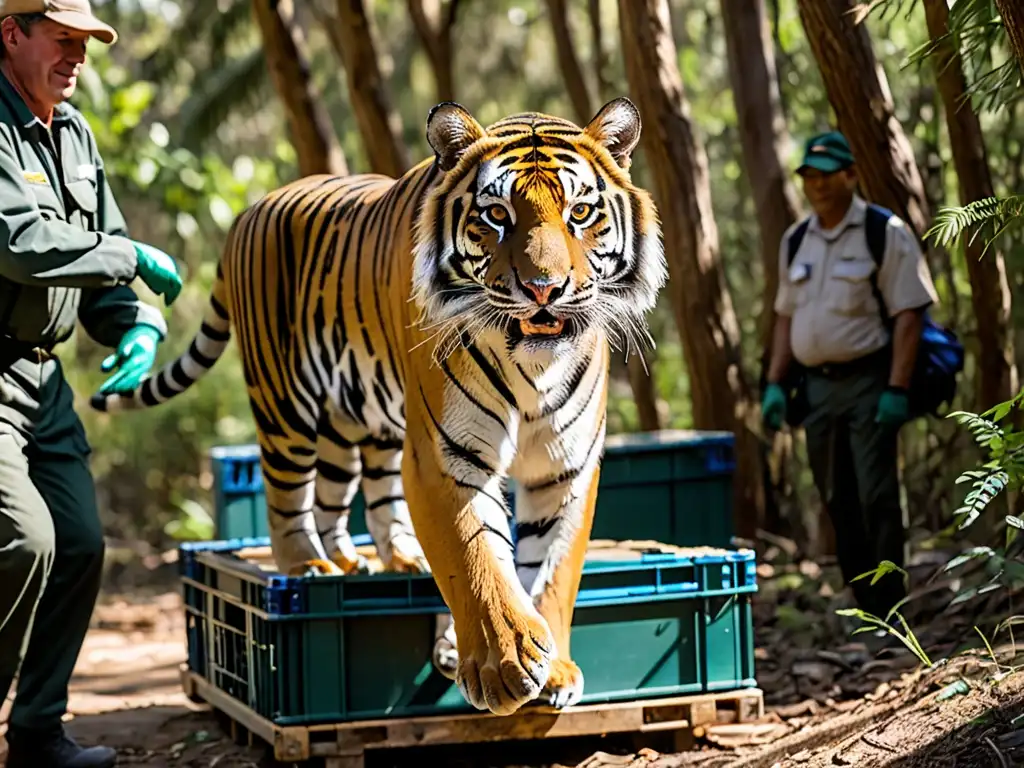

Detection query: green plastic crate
xmin=179 ymin=534 xmax=757 ymax=726
xmin=209 ymin=429 xmax=735 ymax=547
xmin=594 ymin=429 xmax=735 ymax=546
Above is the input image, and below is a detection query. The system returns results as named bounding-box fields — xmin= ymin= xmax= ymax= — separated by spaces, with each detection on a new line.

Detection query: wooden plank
xmin=185 ymin=669 xmax=762 ymax=760
xmin=186 ymin=674 xmax=287 ymax=758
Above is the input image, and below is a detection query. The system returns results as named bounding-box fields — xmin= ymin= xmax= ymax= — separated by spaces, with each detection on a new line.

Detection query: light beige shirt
xmin=774 ymin=195 xmax=939 ymax=368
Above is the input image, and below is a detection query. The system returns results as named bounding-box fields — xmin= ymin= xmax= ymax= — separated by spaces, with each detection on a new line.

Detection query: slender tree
xmin=618 ymin=0 xmax=764 ymax=537
xmin=250 ymin=0 xmax=348 ymax=177
xmin=721 ymin=0 xmax=803 ymax=539
xmin=925 ymin=0 xmax=1017 ymax=411
xmin=544 ymin=0 xmax=594 ymax=124
xmin=587 ymin=0 xmax=612 ymax=99
xmin=995 ymin=0 xmax=1024 ymax=74
xmin=406 ymin=0 xmax=462 ymax=103
xmin=795 ymin=0 xmax=931 ymax=240
xmin=325 ymin=0 xmax=409 ymax=177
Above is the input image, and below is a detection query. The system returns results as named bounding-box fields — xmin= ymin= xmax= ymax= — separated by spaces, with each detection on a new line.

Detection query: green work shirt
xmin=0 ymin=72 xmax=166 ymax=350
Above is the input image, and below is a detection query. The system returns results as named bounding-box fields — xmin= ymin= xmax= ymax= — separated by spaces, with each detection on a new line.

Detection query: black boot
xmin=4 ymin=724 xmax=116 ymax=768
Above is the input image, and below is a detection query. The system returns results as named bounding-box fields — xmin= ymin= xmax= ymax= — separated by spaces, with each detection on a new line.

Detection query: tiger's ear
xmin=426 ymin=102 xmax=487 ymax=172
xmin=584 ymin=97 xmax=642 ymax=169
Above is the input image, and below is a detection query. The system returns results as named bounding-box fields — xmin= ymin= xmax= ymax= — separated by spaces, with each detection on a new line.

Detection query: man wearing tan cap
xmin=0 ymin=3 xmax=184 ymax=767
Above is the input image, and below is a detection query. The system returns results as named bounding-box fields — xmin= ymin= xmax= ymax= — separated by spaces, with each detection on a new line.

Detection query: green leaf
xmin=944 ymin=546 xmax=996 ymax=572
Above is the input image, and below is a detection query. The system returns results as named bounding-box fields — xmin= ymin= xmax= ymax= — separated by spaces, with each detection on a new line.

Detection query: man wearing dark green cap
xmin=0 ymin=3 xmax=182 ymax=766
xmin=760 ymin=130 xmax=938 ymax=628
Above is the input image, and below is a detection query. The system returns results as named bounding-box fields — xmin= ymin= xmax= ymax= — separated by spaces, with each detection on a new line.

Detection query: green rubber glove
xmin=132 ymin=240 xmax=183 ymax=305
xmin=96 ymin=324 xmax=162 ymax=395
xmin=875 ymin=387 xmax=910 ymax=427
xmin=762 ymin=382 xmax=787 ymax=431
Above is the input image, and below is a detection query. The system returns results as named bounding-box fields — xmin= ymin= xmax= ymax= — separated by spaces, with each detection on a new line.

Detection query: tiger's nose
xmin=519 ymin=275 xmax=567 ymax=305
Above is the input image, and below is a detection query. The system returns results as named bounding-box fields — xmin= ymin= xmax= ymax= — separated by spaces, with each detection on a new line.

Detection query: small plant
xmin=837 ymin=561 xmax=934 ymax=667
xmin=835 ymin=606 xmax=934 ymax=668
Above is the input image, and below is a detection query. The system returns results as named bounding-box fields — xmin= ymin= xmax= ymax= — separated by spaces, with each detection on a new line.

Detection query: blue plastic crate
xmin=179 ymin=534 xmax=757 ymax=725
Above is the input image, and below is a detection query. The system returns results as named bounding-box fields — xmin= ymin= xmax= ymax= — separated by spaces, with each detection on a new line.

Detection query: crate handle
xmin=577 ymin=580 xmax=699 ymax=602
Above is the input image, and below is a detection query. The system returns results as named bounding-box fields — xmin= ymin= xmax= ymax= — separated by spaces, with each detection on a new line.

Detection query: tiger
xmin=89 ymin=97 xmax=667 ymax=716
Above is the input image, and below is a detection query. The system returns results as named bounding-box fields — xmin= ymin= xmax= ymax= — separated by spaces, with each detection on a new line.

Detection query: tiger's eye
xmin=570 ymin=203 xmax=592 ymax=222
xmin=488 ymin=205 xmax=508 ymax=222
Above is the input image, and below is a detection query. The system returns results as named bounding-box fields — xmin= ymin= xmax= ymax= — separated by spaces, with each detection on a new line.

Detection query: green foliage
xmin=928 ymin=195 xmax=1024 ymax=256
xmin=835 ymin=606 xmax=935 ymax=667
xmin=939 ymin=391 xmax=1024 ymax=616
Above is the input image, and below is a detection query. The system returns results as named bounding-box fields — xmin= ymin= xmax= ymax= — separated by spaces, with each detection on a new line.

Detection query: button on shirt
xmin=774 ymin=196 xmax=939 ymax=369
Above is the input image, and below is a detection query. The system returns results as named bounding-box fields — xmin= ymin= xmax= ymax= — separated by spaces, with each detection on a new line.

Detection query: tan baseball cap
xmin=0 ymin=0 xmax=117 ymax=45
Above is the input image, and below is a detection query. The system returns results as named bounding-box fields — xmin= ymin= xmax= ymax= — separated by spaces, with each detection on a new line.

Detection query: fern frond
xmin=926 ymin=195 xmax=1024 ymax=250
xmin=953 ymin=470 xmax=1010 ymax=530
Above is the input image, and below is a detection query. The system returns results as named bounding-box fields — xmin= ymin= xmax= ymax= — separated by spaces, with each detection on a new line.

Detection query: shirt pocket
xmin=787 ymin=260 xmax=813 ymax=307
xmin=64 ymin=178 xmax=99 ymax=231
xmin=827 ymin=257 xmax=876 ymax=316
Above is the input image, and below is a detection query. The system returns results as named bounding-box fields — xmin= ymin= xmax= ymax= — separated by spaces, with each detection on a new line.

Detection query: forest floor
xmin=1 ymin=537 xmax=1022 ymax=768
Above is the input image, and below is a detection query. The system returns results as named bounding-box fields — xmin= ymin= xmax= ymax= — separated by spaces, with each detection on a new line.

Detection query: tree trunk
xmin=720 ymin=0 xmax=802 ymax=541
xmin=545 ymin=0 xmax=594 ymax=123
xmin=588 ymin=0 xmax=612 ymax=100
xmin=996 ymin=0 xmax=1024 ymax=76
xmin=618 ymin=0 xmax=763 ymax=539
xmin=794 ymin=0 xmax=930 ymax=240
xmin=330 ymin=0 xmax=409 ymax=178
xmin=406 ymin=0 xmax=460 ymax=102
xmin=250 ymin=0 xmax=348 ymax=177
xmin=925 ymin=0 xmax=1018 ymax=411
xmin=546 ymin=0 xmax=662 ymax=433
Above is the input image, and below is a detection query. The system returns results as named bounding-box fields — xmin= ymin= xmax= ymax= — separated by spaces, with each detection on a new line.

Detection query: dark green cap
xmin=797 ymin=130 xmax=855 ymax=174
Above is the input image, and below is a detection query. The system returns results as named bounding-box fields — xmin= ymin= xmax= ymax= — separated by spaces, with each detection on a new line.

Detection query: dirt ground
xmin=0 ymin=544 xmax=1021 ymax=768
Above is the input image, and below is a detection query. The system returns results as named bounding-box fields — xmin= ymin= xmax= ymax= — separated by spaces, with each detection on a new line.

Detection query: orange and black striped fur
xmin=90 ymin=98 xmax=666 ymax=716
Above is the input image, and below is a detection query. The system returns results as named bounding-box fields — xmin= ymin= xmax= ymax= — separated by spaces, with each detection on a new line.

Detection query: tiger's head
xmin=411 ymin=97 xmax=666 ymax=363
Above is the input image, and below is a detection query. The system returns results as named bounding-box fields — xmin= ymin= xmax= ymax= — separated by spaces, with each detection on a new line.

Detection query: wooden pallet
xmin=181 ymin=666 xmax=764 ymax=767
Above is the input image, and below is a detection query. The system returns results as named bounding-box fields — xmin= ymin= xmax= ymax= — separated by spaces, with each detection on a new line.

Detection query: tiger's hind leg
xmin=359 ymin=438 xmax=429 ymax=573
xmin=313 ymin=407 xmax=370 ymax=575
xmin=259 ymin=436 xmax=344 ymax=578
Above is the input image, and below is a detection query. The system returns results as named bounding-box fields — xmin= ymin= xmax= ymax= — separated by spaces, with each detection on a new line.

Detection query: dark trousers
xmin=0 ymin=353 xmax=105 ymax=733
xmin=802 ymin=353 xmax=907 ymax=618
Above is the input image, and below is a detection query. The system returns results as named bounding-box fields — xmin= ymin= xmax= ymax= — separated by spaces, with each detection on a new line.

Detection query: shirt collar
xmin=0 ymin=70 xmax=74 ymax=130
xmin=808 ymin=194 xmax=866 ymax=240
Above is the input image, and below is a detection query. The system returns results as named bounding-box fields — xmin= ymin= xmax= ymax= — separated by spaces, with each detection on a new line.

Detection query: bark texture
xmin=925 ymin=0 xmax=1017 ymax=411
xmin=330 ymin=0 xmax=409 ymax=177
xmin=618 ymin=0 xmax=763 ymax=537
xmin=995 ymin=0 xmax=1024 ymax=77
xmin=795 ymin=0 xmax=930 ymax=239
xmin=251 ymin=0 xmax=348 ymax=177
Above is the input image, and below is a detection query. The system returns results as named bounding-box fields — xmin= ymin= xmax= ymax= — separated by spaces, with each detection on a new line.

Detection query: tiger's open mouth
xmin=508 ymin=309 xmax=576 ymax=343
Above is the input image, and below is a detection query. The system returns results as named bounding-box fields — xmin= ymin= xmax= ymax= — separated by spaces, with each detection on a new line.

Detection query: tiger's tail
xmin=88 ymin=267 xmax=232 ymax=414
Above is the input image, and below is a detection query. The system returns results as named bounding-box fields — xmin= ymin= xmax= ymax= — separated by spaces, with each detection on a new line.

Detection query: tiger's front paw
xmin=331 ymin=551 xmax=370 ymax=575
xmin=456 ymin=605 xmax=554 ymax=716
xmin=536 ymin=657 xmax=584 ymax=709
xmin=289 ymin=559 xmax=345 ymax=577
xmin=381 ymin=533 xmax=430 ymax=573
